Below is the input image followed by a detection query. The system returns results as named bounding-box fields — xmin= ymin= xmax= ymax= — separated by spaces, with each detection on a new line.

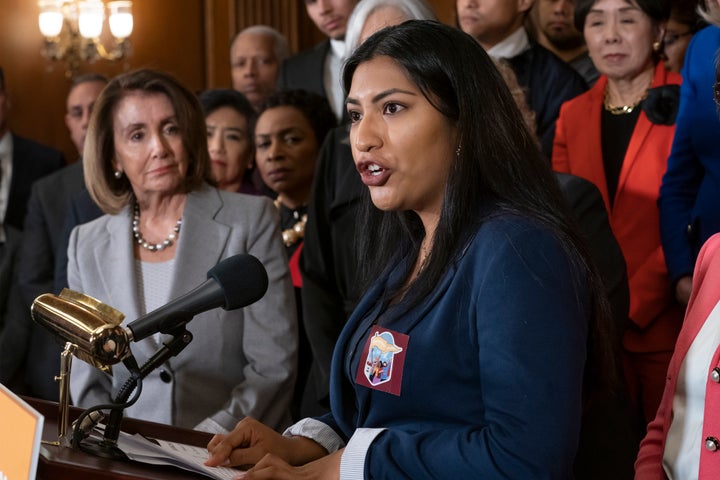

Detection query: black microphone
xmin=127 ymin=253 xmax=269 ymax=342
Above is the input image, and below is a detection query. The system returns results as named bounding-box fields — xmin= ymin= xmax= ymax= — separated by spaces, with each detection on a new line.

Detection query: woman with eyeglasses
xmin=658 ymin=0 xmax=720 ymax=313
xmin=660 ymin=0 xmax=707 ymax=73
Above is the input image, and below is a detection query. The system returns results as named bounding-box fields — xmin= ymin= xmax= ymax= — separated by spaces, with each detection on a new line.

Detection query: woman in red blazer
xmin=552 ymin=0 xmax=683 ymax=427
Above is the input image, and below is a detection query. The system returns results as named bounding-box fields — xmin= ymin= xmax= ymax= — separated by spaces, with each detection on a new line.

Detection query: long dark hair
xmin=343 ymin=20 xmax=617 ymax=393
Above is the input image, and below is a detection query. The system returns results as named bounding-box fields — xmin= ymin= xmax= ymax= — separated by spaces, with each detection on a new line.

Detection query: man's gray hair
xmin=231 ymin=25 xmax=290 ymax=62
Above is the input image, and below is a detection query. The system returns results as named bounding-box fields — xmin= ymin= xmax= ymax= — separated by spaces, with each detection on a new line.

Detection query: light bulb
xmin=78 ymin=0 xmax=105 ymax=39
xmin=108 ymin=1 xmax=133 ymax=39
xmin=38 ymin=0 xmax=64 ymax=38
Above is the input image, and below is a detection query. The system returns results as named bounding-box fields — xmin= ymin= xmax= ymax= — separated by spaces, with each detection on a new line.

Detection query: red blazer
xmin=552 ymin=63 xmax=684 ymax=353
xmin=635 ymin=234 xmax=720 ymax=479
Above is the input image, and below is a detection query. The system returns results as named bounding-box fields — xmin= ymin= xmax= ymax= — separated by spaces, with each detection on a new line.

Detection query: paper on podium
xmin=114 ymin=430 xmax=245 ymax=479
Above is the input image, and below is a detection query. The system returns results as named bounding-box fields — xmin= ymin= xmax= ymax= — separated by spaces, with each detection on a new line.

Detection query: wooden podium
xmin=27 ymin=397 xmax=217 ymax=480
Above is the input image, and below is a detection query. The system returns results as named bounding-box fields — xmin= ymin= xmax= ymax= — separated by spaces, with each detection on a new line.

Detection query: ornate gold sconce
xmin=37 ymin=0 xmax=133 ymax=78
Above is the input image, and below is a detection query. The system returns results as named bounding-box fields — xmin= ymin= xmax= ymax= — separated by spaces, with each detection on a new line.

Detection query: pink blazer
xmin=635 ymin=233 xmax=720 ymax=479
xmin=552 ymin=63 xmax=684 ymax=353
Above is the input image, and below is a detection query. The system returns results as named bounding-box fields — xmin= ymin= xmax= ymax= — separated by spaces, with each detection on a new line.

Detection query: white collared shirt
xmin=0 ymin=132 xmax=14 ymax=227
xmin=324 ymin=38 xmax=346 ymax=122
xmin=487 ymin=27 xmax=531 ymax=60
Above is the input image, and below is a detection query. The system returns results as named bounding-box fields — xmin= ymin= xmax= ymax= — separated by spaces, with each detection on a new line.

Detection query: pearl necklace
xmin=132 ymin=203 xmax=182 ymax=252
xmin=274 ymin=197 xmax=307 ymax=247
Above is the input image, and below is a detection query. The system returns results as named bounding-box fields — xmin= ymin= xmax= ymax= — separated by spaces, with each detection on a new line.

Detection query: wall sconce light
xmin=38 ymin=0 xmax=133 ymax=78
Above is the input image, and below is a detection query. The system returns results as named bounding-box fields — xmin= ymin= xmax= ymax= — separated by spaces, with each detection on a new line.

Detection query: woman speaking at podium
xmin=205 ymin=20 xmax=614 ymax=478
xmin=66 ymin=69 xmax=297 ymax=434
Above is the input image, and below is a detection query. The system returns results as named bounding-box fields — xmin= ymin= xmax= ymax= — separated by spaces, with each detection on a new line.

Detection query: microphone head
xmin=207 ymin=254 xmax=269 ymax=310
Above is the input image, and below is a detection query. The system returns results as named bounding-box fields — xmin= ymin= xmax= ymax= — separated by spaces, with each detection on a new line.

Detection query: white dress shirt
xmin=487 ymin=27 xmax=531 ymax=60
xmin=324 ymin=38 xmax=346 ymax=122
xmin=0 ymin=132 xmax=14 ymax=229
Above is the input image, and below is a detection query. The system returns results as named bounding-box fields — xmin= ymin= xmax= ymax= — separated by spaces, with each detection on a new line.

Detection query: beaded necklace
xmin=132 ymin=203 xmax=182 ymax=252
xmin=274 ymin=196 xmax=307 ymax=247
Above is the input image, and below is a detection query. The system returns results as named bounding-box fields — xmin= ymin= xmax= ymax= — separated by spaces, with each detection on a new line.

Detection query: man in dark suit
xmin=0 ymin=67 xmax=64 ymax=230
xmin=277 ymin=0 xmax=359 ymax=122
xmin=456 ymin=0 xmax=587 ymax=157
xmin=12 ymin=73 xmax=106 ymax=400
xmin=0 ymin=223 xmax=30 ymax=393
xmin=530 ymin=0 xmax=599 ymax=86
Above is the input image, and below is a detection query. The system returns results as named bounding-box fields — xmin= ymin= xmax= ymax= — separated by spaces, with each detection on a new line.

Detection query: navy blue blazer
xmin=319 ymin=212 xmax=589 ymax=478
xmin=7 ymin=134 xmax=64 ymax=230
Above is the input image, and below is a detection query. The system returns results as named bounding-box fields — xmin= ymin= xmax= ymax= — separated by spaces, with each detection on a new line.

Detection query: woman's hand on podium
xmin=240 ymin=449 xmax=342 ymax=480
xmin=205 ymin=416 xmax=328 ymax=470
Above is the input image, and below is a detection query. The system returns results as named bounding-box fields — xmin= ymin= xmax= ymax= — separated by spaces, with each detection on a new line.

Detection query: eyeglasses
xmin=662 ymin=31 xmax=693 ymax=48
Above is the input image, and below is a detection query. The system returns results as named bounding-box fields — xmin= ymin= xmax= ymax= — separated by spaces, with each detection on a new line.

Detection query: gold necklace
xmin=603 ymin=85 xmax=649 ymax=115
xmin=274 ymin=196 xmax=308 ymax=247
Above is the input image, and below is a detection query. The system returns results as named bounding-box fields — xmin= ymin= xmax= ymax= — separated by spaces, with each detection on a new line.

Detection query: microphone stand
xmin=42 ymin=342 xmax=76 ymax=447
xmin=76 ymin=327 xmax=194 ymax=459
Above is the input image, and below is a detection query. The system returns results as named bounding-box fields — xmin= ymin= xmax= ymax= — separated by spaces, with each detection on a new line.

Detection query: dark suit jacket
xmin=6 ymin=134 xmax=64 ymax=230
xmin=506 ymin=42 xmax=587 ymax=158
xmin=0 ymin=225 xmax=34 ymax=393
xmin=300 ymin=126 xmax=361 ymax=414
xmin=277 ymin=40 xmax=330 ymax=98
xmin=19 ymin=161 xmax=84 ymax=304
xmin=15 ymin=161 xmax=100 ymax=400
xmin=54 ymin=187 xmax=103 ymax=293
xmin=555 ymin=172 xmax=639 ymax=480
xmin=301 ymin=127 xmax=636 ymax=476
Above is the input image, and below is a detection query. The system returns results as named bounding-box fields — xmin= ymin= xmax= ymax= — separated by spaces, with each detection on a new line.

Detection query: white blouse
xmin=663 ymin=299 xmax=720 ymax=479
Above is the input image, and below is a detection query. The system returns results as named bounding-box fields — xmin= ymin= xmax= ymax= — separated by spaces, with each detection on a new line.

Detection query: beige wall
xmin=0 ymin=0 xmax=456 ymax=163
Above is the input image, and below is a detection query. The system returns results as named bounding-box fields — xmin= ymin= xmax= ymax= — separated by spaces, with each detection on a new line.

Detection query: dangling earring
xmin=456 ymin=145 xmax=461 ymax=157
xmin=114 ymin=170 xmax=123 ymax=179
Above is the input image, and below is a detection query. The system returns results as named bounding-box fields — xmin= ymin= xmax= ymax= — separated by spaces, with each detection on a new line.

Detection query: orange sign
xmin=0 ymin=384 xmax=44 ymax=480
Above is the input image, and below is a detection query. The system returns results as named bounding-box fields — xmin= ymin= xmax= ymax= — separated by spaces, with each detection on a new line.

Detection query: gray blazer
xmin=67 ymin=185 xmax=298 ymax=433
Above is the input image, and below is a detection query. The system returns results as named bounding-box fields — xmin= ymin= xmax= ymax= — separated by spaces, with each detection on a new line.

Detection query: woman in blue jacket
xmin=205 ymin=20 xmax=614 ymax=479
xmin=658 ymin=7 xmax=720 ymax=306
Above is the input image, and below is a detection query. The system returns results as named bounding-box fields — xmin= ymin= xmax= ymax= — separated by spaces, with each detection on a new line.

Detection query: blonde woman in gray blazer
xmin=67 ymin=69 xmax=297 ymax=434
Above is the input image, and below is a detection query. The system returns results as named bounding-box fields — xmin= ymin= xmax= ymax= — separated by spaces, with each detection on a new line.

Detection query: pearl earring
xmin=114 ymin=170 xmax=122 ymax=179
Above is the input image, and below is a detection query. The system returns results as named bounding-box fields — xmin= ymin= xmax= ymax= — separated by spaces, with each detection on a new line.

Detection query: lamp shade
xmin=78 ymin=0 xmax=105 ymax=39
xmin=38 ymin=1 xmax=64 ymax=38
xmin=108 ymin=1 xmax=133 ymax=39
